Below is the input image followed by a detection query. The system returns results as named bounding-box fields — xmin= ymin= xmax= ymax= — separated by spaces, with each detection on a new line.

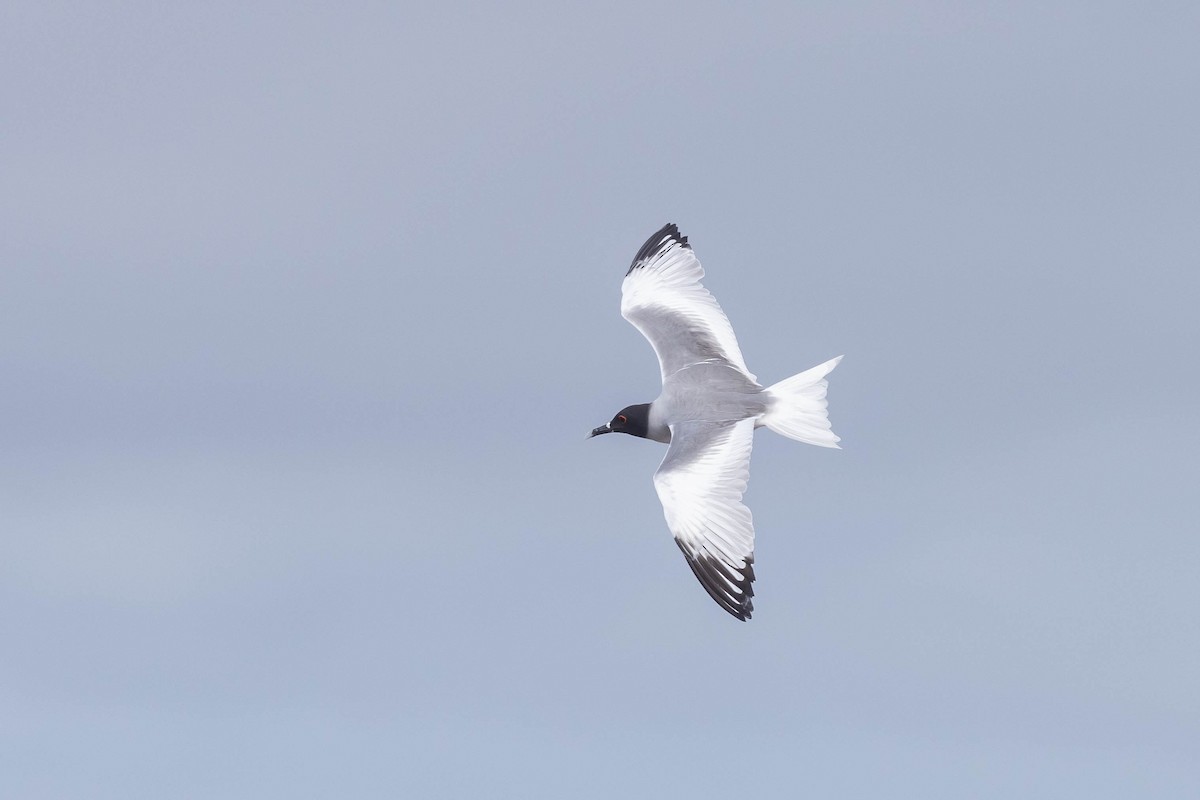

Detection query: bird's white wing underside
xmin=654 ymin=418 xmax=757 ymax=619
xmin=621 ymin=226 xmax=756 ymax=383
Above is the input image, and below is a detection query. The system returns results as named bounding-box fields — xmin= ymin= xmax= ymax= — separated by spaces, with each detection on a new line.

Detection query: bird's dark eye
xmin=617 ymin=415 xmax=627 ymax=424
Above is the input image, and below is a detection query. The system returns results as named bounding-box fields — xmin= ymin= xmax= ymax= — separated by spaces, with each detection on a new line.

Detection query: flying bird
xmin=589 ymin=224 xmax=842 ymax=621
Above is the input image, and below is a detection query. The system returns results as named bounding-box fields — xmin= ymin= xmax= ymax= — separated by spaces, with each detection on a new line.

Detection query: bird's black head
xmin=589 ymin=403 xmax=651 ymax=439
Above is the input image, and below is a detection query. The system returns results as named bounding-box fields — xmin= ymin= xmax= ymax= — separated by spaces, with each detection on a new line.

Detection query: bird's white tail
xmin=760 ymin=355 xmax=843 ymax=448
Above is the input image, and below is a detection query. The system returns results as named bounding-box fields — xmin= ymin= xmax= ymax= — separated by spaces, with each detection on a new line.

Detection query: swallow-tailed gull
xmin=589 ymin=224 xmax=842 ymax=621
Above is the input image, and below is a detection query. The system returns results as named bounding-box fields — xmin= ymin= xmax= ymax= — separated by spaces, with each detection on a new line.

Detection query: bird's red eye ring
xmin=617 ymin=415 xmax=627 ymax=424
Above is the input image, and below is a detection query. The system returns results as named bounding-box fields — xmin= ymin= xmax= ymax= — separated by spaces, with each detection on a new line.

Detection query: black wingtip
xmin=626 ymin=223 xmax=691 ymax=276
xmin=676 ymin=541 xmax=755 ymax=621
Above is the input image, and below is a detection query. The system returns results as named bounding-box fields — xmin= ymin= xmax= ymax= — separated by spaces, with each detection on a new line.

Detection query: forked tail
xmin=761 ymin=355 xmax=843 ymax=448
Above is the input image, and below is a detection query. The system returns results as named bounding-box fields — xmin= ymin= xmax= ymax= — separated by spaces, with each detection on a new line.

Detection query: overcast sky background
xmin=3 ymin=3 xmax=1199 ymax=797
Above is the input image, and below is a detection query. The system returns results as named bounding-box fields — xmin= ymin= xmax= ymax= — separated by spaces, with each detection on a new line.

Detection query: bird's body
xmin=652 ymin=361 xmax=767 ymax=435
xmin=590 ymin=224 xmax=842 ymax=621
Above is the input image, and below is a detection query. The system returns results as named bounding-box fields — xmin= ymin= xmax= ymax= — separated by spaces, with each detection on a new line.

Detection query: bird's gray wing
xmin=654 ymin=418 xmax=757 ymax=620
xmin=621 ymin=224 xmax=756 ymax=383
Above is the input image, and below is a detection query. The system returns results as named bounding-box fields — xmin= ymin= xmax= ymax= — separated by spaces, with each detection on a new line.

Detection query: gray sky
xmin=3 ymin=2 xmax=1198 ymax=797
